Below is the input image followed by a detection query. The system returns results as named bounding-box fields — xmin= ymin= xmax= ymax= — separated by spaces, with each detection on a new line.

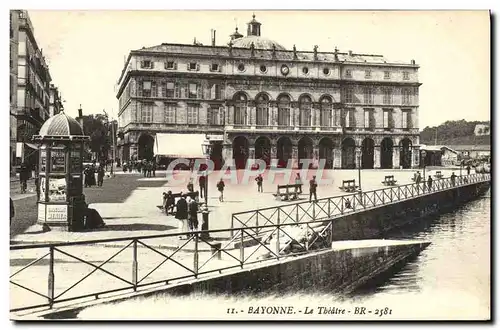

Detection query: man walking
xmin=175 ymin=194 xmax=189 ymax=239
xmin=295 ymin=173 xmax=303 ymax=194
xmin=187 ymin=196 xmax=199 ymax=236
xmin=427 ymin=175 xmax=433 ymax=192
xmin=466 ymin=165 xmax=471 ymax=175
xmin=255 ymin=174 xmax=263 ymax=192
xmin=217 ymin=178 xmax=225 ymax=202
xmin=199 ymin=175 xmax=206 ymax=199
xmin=19 ymin=162 xmax=28 ymax=194
xmin=450 ymin=172 xmax=457 ymax=186
xmin=309 ymin=175 xmax=318 ymax=202
xmin=97 ymin=165 xmax=105 ymax=187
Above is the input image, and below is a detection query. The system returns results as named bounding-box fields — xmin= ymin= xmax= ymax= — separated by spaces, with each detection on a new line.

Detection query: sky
xmin=26 ymin=10 xmax=490 ymax=129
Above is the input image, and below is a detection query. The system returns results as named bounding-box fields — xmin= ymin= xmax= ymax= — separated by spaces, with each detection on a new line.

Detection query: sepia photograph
xmin=7 ymin=7 xmax=492 ymax=321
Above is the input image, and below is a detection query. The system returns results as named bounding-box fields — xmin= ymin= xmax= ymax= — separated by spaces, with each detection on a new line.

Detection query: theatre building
xmin=116 ymin=15 xmax=421 ymax=170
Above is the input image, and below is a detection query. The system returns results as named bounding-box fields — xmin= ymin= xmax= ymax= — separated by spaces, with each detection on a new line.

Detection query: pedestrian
xmin=10 ymin=197 xmax=14 ymax=225
xmin=19 ymin=162 xmax=28 ymax=194
xmin=187 ymin=178 xmax=194 ymax=193
xmin=199 ymin=175 xmax=206 ymax=199
xmin=451 ymin=172 xmax=457 ymax=186
xmin=164 ymin=191 xmax=175 ymax=215
xmin=89 ymin=164 xmax=96 ymax=187
xmin=427 ymin=175 xmax=433 ymax=192
xmin=147 ymin=161 xmax=152 ymax=178
xmin=309 ymin=175 xmax=318 ymax=202
xmin=152 ymin=161 xmax=156 ymax=177
xmin=295 ymin=173 xmax=303 ymax=194
xmin=97 ymin=165 xmax=105 ymax=187
xmin=175 ymin=194 xmax=189 ymax=239
xmin=187 ymin=196 xmax=199 ymax=235
xmin=217 ymin=178 xmax=225 ymax=202
xmin=255 ymin=174 xmax=263 ymax=192
xmin=34 ymin=170 xmax=40 ymax=201
xmin=466 ymin=165 xmax=471 ymax=175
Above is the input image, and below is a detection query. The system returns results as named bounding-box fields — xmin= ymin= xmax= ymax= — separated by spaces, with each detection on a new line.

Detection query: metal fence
xmin=10 ymin=173 xmax=490 ymax=314
xmin=230 ymin=173 xmax=491 ymax=237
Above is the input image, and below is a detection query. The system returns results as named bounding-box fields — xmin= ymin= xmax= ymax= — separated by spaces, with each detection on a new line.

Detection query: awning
xmin=154 ymin=133 xmax=206 ymax=158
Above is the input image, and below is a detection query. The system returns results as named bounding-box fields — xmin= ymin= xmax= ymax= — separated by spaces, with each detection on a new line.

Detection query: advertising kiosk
xmin=32 ymin=112 xmax=89 ymax=231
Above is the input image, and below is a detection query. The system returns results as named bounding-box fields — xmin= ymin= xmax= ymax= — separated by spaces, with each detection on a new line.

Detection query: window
xmin=188 ymin=83 xmax=198 ymax=99
xmin=278 ymin=95 xmax=291 ymax=127
xmin=188 ymin=62 xmax=199 ymax=71
xmin=234 ymin=94 xmax=247 ymax=125
xmin=383 ymin=109 xmax=392 ymax=129
xmin=365 ymin=70 xmax=371 ymax=78
xmin=151 ymin=81 xmax=157 ymax=97
xmin=383 ymin=88 xmax=392 ymax=105
xmin=165 ymin=61 xmax=176 ymax=70
xmin=140 ymin=81 xmax=152 ymax=97
xmin=323 ymin=67 xmax=330 ymax=75
xmin=210 ymin=63 xmax=220 ymax=72
xmin=403 ymin=71 xmax=410 ymax=80
xmin=345 ymin=69 xmax=352 ymax=78
xmin=187 ymin=104 xmax=199 ymax=124
xmin=256 ymin=94 xmax=269 ymax=126
xmin=402 ymin=88 xmax=411 ymax=105
xmin=363 ymin=87 xmax=373 ymax=104
xmin=302 ymin=67 xmax=309 ymax=75
xmin=140 ymin=60 xmax=153 ymax=69
xmin=344 ymin=87 xmax=354 ymax=103
xmin=208 ymin=106 xmax=221 ymax=125
xmin=384 ymin=71 xmax=390 ymax=79
xmin=162 ymin=81 xmax=175 ymax=98
xmin=299 ymin=95 xmax=312 ymax=126
xmin=320 ymin=97 xmax=332 ymax=127
xmin=344 ymin=109 xmax=355 ymax=128
xmin=164 ymin=103 xmax=176 ymax=123
xmin=237 ymin=63 xmax=245 ymax=72
xmin=210 ymin=84 xmax=222 ymax=100
xmin=259 ymin=65 xmax=267 ymax=73
xmin=402 ymin=110 xmax=412 ymax=129
xmin=141 ymin=103 xmax=153 ymax=122
xmin=364 ymin=109 xmax=374 ymax=129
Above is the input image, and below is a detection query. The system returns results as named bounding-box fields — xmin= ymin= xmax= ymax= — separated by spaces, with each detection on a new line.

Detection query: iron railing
xmin=230 ymin=173 xmax=491 ymax=237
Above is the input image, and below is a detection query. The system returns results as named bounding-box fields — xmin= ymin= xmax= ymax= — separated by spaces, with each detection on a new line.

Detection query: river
xmin=78 ymin=190 xmax=490 ymax=321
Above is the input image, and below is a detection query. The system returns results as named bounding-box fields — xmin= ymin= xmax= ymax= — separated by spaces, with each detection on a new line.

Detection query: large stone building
xmin=10 ymin=10 xmax=60 ymax=170
xmin=116 ymin=15 xmax=421 ymax=170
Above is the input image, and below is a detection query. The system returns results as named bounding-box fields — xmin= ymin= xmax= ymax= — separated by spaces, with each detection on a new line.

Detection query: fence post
xmin=312 ymin=202 xmax=316 ymax=220
xmin=48 ymin=246 xmax=55 ymax=308
xmin=132 ymin=239 xmax=138 ymax=291
xmin=328 ymin=198 xmax=331 ymax=218
xmin=240 ymin=228 xmax=244 ymax=268
xmin=194 ymin=234 xmax=199 ymax=277
xmin=330 ymin=219 xmax=334 ymax=246
xmin=276 ymin=216 xmax=280 ymax=259
xmin=305 ymin=223 xmax=309 ymax=251
xmin=230 ymin=216 xmax=234 ymax=237
xmin=256 ymin=211 xmax=259 ymax=236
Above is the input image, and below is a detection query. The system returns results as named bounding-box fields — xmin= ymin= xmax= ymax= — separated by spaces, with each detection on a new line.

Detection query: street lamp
xmin=356 ymin=149 xmax=362 ymax=192
xmin=201 ymin=139 xmax=212 ymax=206
xmin=421 ymin=150 xmax=427 ymax=181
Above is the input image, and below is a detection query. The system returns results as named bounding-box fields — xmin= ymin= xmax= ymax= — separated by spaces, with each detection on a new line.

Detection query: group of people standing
xmin=167 ymin=193 xmax=199 ymax=240
xmin=84 ymin=163 xmax=106 ymax=188
xmin=122 ymin=160 xmax=156 ymax=177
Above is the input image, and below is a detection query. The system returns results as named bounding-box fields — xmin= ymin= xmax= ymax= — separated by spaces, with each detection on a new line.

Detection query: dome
xmin=38 ymin=112 xmax=84 ymax=137
xmin=232 ymin=36 xmax=287 ymax=51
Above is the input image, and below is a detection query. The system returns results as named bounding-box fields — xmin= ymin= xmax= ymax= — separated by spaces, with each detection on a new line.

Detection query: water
xmin=78 ymin=190 xmax=490 ymax=320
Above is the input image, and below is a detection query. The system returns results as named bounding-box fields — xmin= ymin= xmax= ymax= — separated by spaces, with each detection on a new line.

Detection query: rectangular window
xmin=164 ymin=103 xmax=176 ymax=124
xmin=151 ymin=81 xmax=157 ymax=97
xmin=161 ymin=81 xmax=175 ymax=98
xmin=383 ymin=88 xmax=392 ymax=105
xmin=383 ymin=109 xmax=392 ymax=129
xmin=363 ymin=88 xmax=373 ymax=104
xmin=141 ymin=103 xmax=153 ymax=122
xmin=345 ymin=69 xmax=352 ymax=78
xmin=210 ymin=63 xmax=220 ymax=72
xmin=188 ymin=62 xmax=198 ymax=71
xmin=208 ymin=106 xmax=221 ymax=125
xmin=384 ymin=71 xmax=390 ymax=79
xmin=187 ymin=104 xmax=199 ymax=124
xmin=402 ymin=89 xmax=411 ymax=105
xmin=165 ymin=61 xmax=176 ymax=70
xmin=210 ymin=84 xmax=222 ymax=100
xmin=364 ymin=109 xmax=374 ymax=129
xmin=344 ymin=109 xmax=354 ymax=128
xmin=403 ymin=71 xmax=410 ymax=80
xmin=141 ymin=81 xmax=152 ymax=97
xmin=141 ymin=60 xmax=153 ymax=69
xmin=402 ymin=109 xmax=412 ymax=129
xmin=188 ymin=83 xmax=198 ymax=99
xmin=365 ymin=70 xmax=371 ymax=78
xmin=344 ymin=88 xmax=354 ymax=103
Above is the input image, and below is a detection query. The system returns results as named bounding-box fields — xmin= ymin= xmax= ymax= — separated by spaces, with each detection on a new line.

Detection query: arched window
xmin=234 ymin=93 xmax=247 ymax=125
xmin=299 ymin=95 xmax=312 ymax=127
xmin=320 ymin=96 xmax=332 ymax=127
xmin=256 ymin=94 xmax=269 ymax=126
xmin=277 ymin=95 xmax=291 ymax=127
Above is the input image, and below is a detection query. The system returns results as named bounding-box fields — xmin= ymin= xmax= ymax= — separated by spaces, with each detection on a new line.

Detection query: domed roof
xmin=38 ymin=112 xmax=84 ymax=137
xmin=232 ymin=35 xmax=287 ymax=51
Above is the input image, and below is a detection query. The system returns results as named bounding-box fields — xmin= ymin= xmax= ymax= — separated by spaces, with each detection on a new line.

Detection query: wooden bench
xmin=339 ymin=179 xmax=359 ymax=192
xmin=434 ymin=171 xmax=443 ymax=179
xmin=273 ymin=184 xmax=302 ymax=201
xmin=381 ymin=175 xmax=398 ymax=186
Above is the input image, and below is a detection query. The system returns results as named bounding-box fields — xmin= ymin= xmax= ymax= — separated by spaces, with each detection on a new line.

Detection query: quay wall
xmin=329 ymin=182 xmax=490 ymax=241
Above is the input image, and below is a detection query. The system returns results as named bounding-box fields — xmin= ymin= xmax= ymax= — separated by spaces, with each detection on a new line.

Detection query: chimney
xmin=212 ymin=29 xmax=216 ymax=47
xmin=411 ymin=59 xmax=415 ymax=65
xmin=348 ymin=50 xmax=352 ymax=56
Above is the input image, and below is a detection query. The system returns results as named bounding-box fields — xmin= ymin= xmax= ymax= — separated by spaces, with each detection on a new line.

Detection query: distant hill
xmin=420 ymin=120 xmax=491 ymax=145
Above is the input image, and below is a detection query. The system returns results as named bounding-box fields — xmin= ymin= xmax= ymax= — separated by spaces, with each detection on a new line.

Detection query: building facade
xmin=11 ymin=10 xmax=53 ymax=168
xmin=49 ymin=84 xmax=64 ymax=117
xmin=116 ymin=15 xmax=421 ymax=169
xmin=10 ymin=10 xmax=20 ymax=171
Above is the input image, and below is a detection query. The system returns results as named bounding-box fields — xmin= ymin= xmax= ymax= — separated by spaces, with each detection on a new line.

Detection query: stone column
xmin=225 ymin=104 xmax=232 ymax=125
xmin=293 ymin=102 xmax=300 ymax=129
xmin=250 ymin=101 xmax=256 ymax=127
xmin=292 ymin=144 xmax=299 ymax=169
xmin=333 ymin=147 xmax=341 ymax=169
xmin=374 ymin=146 xmax=381 ymax=169
xmin=412 ymin=146 xmax=420 ymax=168
xmin=270 ymin=141 xmax=277 ymax=161
xmin=313 ymin=146 xmax=320 ymax=168
xmin=222 ymin=143 xmax=233 ymax=166
xmin=392 ymin=146 xmax=400 ymax=169
xmin=355 ymin=146 xmax=362 ymax=169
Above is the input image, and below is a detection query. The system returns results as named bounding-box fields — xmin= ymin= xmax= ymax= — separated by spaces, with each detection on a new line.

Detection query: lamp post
xmin=356 ymin=149 xmax=362 ymax=192
xmin=201 ymin=139 xmax=212 ymax=206
xmin=421 ymin=150 xmax=427 ymax=181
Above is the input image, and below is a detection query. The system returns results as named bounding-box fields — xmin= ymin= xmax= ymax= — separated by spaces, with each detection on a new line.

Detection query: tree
xmin=477 ymin=128 xmax=483 ymax=135
xmin=81 ymin=114 xmax=111 ymax=160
